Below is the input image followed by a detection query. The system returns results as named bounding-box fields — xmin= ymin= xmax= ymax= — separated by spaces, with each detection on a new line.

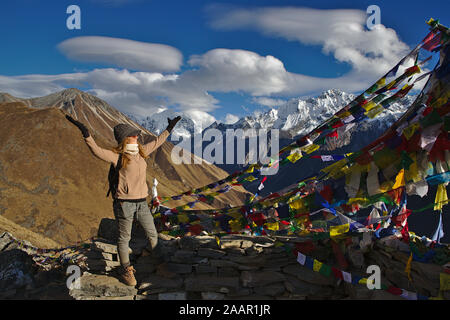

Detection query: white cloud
xmin=207 ymin=6 xmax=411 ymax=88
xmin=224 ymin=113 xmax=240 ymax=124
xmin=58 ymin=36 xmax=183 ymax=72
xmin=252 ymin=97 xmax=287 ymax=107
xmin=183 ymin=109 xmax=217 ymax=129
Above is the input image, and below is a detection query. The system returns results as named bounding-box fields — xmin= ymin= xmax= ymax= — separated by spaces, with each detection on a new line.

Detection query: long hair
xmin=112 ymin=137 xmax=148 ymax=169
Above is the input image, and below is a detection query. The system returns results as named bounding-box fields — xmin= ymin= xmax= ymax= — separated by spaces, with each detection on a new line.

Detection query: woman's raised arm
xmin=66 ymin=115 xmax=118 ymax=164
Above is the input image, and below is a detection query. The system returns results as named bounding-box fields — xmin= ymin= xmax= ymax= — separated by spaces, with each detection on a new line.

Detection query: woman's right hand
xmin=65 ymin=115 xmax=90 ymax=138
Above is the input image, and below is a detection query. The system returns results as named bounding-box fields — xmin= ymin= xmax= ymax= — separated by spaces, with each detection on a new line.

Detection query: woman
xmin=66 ymin=114 xmax=181 ymax=286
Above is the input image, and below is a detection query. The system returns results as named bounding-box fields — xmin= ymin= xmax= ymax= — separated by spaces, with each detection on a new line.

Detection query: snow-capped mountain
xmin=205 ymin=89 xmax=415 ymax=140
xmin=125 ymin=108 xmax=198 ymax=139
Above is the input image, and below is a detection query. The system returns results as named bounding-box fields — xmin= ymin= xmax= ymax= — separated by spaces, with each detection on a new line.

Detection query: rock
xmin=135 ymin=294 xmax=158 ymax=300
xmin=246 ymin=246 xmax=264 ymax=256
xmin=240 ymin=240 xmax=254 ymax=249
xmin=253 ymin=283 xmax=285 ymax=296
xmin=218 ymin=267 xmax=240 ymax=277
xmin=138 ymin=274 xmax=183 ymax=292
xmin=0 ymin=249 xmax=35 ymax=291
xmin=378 ymin=236 xmax=410 ymax=253
xmin=91 ymin=241 xmax=119 ymax=254
xmin=283 ymin=275 xmax=332 ymax=296
xmin=86 ymin=259 xmax=121 ymax=270
xmin=195 ymin=265 xmax=217 ymax=274
xmin=85 ymin=250 xmax=115 ymax=261
xmin=347 ymin=247 xmax=365 ymax=269
xmin=185 ymin=275 xmax=240 ymax=293
xmin=179 ymin=236 xmax=217 ymax=250
xmin=69 ymin=273 xmax=138 ymax=298
xmin=210 ymin=259 xmax=239 ymax=268
xmin=197 ymin=248 xmax=226 ymax=259
xmin=158 ymin=292 xmax=187 ymax=300
xmin=170 ymin=250 xmax=206 ymax=264
xmin=241 ymin=271 xmax=285 ymax=287
xmin=224 ymin=247 xmax=246 ymax=255
xmin=228 ymin=254 xmax=267 ymax=266
xmin=166 ymin=263 xmax=192 ymax=274
xmin=220 ymin=240 xmax=243 ymax=249
xmin=201 ymin=292 xmax=225 ymax=300
xmin=282 ymin=264 xmax=335 ymax=286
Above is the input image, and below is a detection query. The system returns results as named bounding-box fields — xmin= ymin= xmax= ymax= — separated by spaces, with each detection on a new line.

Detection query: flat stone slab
xmin=70 ymin=273 xmax=138 ymax=298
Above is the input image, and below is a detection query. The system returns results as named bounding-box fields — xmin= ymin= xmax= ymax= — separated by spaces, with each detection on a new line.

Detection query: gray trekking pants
xmin=113 ymin=199 xmax=161 ymax=268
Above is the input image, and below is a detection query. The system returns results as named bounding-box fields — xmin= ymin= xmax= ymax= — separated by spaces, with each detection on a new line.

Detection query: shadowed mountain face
xmin=0 ymin=89 xmax=250 ymax=245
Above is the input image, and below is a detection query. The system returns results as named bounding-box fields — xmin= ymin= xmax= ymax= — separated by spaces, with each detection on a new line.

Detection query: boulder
xmin=0 ymin=249 xmax=35 ymax=292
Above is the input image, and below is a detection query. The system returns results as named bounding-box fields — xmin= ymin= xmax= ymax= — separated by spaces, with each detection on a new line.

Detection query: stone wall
xmin=67 ymin=218 xmax=449 ymax=300
xmin=0 ymin=217 xmax=448 ymax=300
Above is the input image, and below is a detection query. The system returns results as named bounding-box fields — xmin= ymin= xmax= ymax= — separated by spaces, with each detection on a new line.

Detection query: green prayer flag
xmin=319 ymin=263 xmax=332 ymax=277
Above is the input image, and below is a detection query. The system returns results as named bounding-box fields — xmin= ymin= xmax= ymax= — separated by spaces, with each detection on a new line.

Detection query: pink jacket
xmin=84 ymin=130 xmax=170 ymax=200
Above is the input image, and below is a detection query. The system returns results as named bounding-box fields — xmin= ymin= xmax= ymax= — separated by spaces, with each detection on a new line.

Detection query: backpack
xmin=106 ymin=153 xmax=123 ymax=198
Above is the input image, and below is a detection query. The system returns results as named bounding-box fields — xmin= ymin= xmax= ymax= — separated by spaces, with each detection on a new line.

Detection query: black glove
xmin=65 ymin=115 xmax=90 ymax=138
xmin=166 ymin=116 xmax=181 ymax=133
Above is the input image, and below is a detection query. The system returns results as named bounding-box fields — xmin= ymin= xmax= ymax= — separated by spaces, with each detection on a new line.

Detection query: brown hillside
xmin=0 ymin=95 xmax=250 ymax=246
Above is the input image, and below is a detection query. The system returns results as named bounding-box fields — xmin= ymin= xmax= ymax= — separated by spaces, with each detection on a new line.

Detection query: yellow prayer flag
xmin=358 ymin=278 xmax=368 ymax=285
xmin=376 ymin=77 xmax=386 ymax=87
xmin=229 ymin=219 xmax=243 ymax=232
xmin=362 ymin=101 xmax=376 ymax=112
xmin=303 ymin=144 xmax=320 ymax=154
xmin=403 ymin=123 xmax=420 ymax=140
xmin=405 ymin=253 xmax=413 ymax=281
xmin=177 ymin=214 xmax=189 ymax=224
xmin=393 ymin=169 xmax=405 ymax=189
xmin=245 ymin=165 xmax=255 ymax=173
xmin=434 ymin=184 xmax=449 ymax=211
xmin=365 ymin=105 xmax=384 ymax=119
xmin=313 ymin=259 xmax=323 ymax=272
xmin=265 ymin=222 xmax=279 ymax=231
xmin=287 ymin=151 xmax=303 ymax=163
xmin=330 ymin=223 xmax=350 ymax=238
xmin=338 ymin=111 xmax=352 ymax=119
xmin=289 ymin=199 xmax=307 ymax=212
xmin=386 ymin=80 xmax=396 ymax=89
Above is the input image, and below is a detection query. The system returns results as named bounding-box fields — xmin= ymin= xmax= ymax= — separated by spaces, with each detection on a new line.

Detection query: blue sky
xmin=0 ymin=0 xmax=448 ymax=126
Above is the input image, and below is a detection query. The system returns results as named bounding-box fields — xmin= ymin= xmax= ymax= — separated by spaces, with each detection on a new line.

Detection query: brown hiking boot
xmin=119 ymin=265 xmax=137 ymax=286
xmin=156 ymin=262 xmax=176 ymax=279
